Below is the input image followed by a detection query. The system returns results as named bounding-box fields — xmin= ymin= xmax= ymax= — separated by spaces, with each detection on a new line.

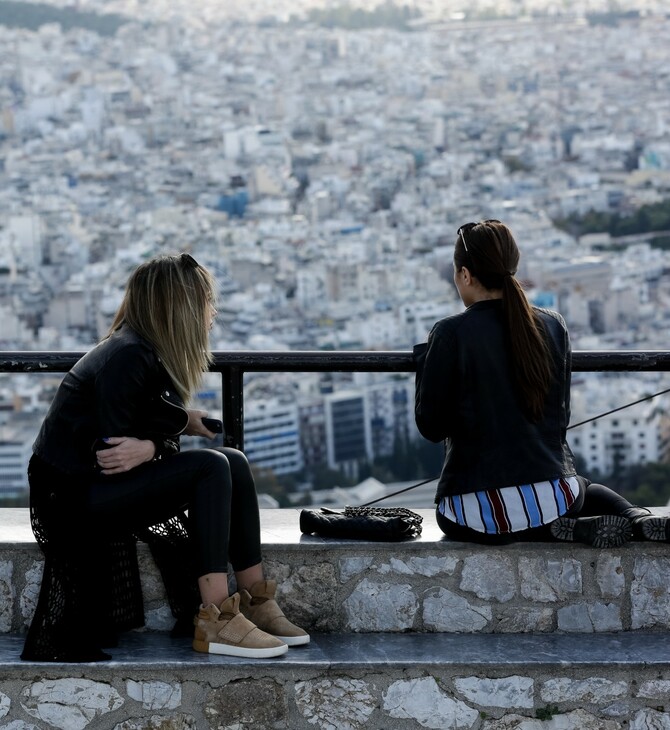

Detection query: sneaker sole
xmin=276 ymin=634 xmax=310 ymax=646
xmin=640 ymin=517 xmax=670 ymax=542
xmin=551 ymin=515 xmax=631 ymax=548
xmin=193 ymin=640 xmax=288 ymax=658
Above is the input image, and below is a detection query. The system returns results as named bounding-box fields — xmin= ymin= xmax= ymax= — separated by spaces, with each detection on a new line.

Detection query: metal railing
xmin=3 ymin=350 xmax=670 ymax=449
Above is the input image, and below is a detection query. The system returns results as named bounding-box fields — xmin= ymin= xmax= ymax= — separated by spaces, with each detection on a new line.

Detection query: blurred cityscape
xmin=1 ymin=0 xmax=670 ymax=507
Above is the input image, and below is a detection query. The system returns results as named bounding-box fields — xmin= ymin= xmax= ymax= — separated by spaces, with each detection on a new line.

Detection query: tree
xmin=613 ymin=462 xmax=670 ymax=507
xmin=251 ymin=466 xmax=291 ymax=507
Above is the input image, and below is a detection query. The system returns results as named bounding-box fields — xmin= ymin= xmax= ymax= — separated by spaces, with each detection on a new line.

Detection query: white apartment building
xmin=569 ymin=379 xmax=663 ymax=476
xmin=0 ymin=438 xmax=31 ymax=499
xmin=244 ymin=398 xmax=303 ymax=476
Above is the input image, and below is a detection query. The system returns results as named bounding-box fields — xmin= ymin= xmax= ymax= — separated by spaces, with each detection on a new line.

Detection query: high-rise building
xmin=244 ymin=398 xmax=303 ymax=476
xmin=324 ymin=390 xmax=372 ymax=480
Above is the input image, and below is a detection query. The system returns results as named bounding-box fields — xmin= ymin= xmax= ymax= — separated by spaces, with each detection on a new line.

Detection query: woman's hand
xmin=96 ymin=437 xmax=156 ymax=475
xmin=184 ymin=408 xmax=218 ymax=438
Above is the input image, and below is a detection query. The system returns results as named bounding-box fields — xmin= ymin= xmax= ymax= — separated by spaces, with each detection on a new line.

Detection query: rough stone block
xmin=631 ymin=556 xmax=670 ymax=630
xmin=454 ymin=675 xmax=534 ymax=709
xmin=344 ymin=579 xmax=417 ymax=631
xmin=126 ymin=680 xmax=181 ymax=710
xmin=383 ymin=677 xmax=479 ymax=730
xmin=137 ymin=552 xmax=166 ymax=603
xmin=269 ymin=561 xmax=337 ymax=630
xmin=113 ymin=715 xmax=196 ymax=730
xmin=338 ymin=556 xmax=374 ymax=582
xmin=636 ymin=679 xmax=670 ymax=699
xmin=556 ymin=602 xmax=621 ymax=632
xmin=0 ymin=561 xmax=14 ymax=633
xmin=630 ymin=709 xmax=670 ymax=729
xmin=0 ymin=690 xmax=9 ymax=718
xmin=493 ymin=607 xmax=554 ymax=633
xmin=596 ymin=554 xmax=625 ymax=599
xmin=205 ymin=679 xmax=286 ymax=729
xmin=601 ymin=702 xmax=633 ymax=718
xmin=20 ymin=678 xmax=124 ymax=730
xmin=423 ymin=587 xmax=491 ymax=632
xmin=144 ymin=605 xmax=174 ymax=632
xmin=19 ymin=560 xmax=42 ymax=628
xmin=482 ymin=709 xmax=620 ymax=729
xmin=540 ymin=677 xmax=627 ymax=703
xmin=460 ymin=554 xmax=516 ymax=602
xmin=386 ymin=555 xmax=459 ymax=577
xmin=295 ymin=678 xmax=375 ymax=730
xmin=519 ymin=557 xmax=582 ymax=602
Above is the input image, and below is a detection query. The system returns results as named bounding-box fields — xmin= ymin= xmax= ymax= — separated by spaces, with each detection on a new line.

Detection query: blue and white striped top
xmin=438 ymin=476 xmax=580 ymax=534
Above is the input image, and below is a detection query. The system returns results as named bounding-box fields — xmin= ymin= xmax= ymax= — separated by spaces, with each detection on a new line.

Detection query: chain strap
xmin=343 ymin=506 xmax=423 ymax=535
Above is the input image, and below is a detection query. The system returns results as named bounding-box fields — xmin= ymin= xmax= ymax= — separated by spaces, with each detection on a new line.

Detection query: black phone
xmin=201 ymin=417 xmax=223 ymax=433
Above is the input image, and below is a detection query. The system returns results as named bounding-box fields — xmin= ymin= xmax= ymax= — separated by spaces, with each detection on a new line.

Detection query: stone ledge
xmin=3 ymin=630 xmax=670 ymax=670
xmin=3 ymin=509 xmax=670 ymax=637
xmin=0 ymin=507 xmax=451 ymax=547
xmin=3 ymin=507 xmax=670 ymax=548
xmin=0 ymin=632 xmax=670 ymax=729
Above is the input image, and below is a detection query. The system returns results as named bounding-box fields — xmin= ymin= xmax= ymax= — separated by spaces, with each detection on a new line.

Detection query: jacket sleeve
xmin=538 ymin=308 xmax=573 ymax=432
xmin=414 ymin=323 xmax=459 ymax=443
xmin=563 ymin=319 xmax=572 ymax=429
xmin=151 ymin=437 xmax=180 ymax=460
xmin=93 ymin=346 xmax=181 ymax=459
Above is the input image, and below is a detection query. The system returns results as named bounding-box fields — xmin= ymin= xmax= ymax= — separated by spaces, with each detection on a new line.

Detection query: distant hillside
xmin=0 ymin=0 xmax=128 ymax=35
xmin=553 ymin=199 xmax=670 ymax=249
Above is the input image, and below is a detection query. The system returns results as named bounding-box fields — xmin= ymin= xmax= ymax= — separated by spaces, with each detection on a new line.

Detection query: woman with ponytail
xmin=414 ymin=220 xmax=664 ymax=547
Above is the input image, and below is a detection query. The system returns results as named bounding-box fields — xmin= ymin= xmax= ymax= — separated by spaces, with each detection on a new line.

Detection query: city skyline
xmin=0 ymin=3 xmax=669 ymax=501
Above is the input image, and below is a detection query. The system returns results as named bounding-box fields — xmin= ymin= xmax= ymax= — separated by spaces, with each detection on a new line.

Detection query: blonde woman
xmin=23 ymin=253 xmax=308 ymax=662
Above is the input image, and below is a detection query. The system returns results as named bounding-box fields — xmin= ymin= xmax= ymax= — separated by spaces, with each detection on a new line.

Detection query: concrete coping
xmin=1 ymin=507 xmax=450 ymax=548
xmin=3 ymin=506 xmax=670 ymax=550
xmin=4 ymin=631 xmax=670 ymax=671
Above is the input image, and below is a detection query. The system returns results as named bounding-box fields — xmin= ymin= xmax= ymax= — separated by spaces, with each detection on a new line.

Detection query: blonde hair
xmin=108 ymin=253 xmax=215 ymax=403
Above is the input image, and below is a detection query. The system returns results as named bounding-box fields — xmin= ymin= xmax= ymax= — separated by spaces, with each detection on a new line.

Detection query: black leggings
xmin=436 ymin=476 xmax=638 ymax=544
xmin=85 ymin=447 xmax=261 ymax=577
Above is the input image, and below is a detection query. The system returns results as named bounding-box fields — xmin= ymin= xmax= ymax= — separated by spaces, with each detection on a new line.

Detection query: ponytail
xmin=455 ymin=220 xmax=553 ymax=422
xmin=502 ymin=276 xmax=552 ymax=422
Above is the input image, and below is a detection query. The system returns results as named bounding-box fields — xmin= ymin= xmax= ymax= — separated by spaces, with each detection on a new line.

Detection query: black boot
xmin=622 ymin=507 xmax=670 ymax=542
xmin=550 ymin=515 xmax=632 ymax=548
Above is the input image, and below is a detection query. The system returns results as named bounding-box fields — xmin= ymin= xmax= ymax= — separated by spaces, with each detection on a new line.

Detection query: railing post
xmin=221 ymin=366 xmax=244 ymax=450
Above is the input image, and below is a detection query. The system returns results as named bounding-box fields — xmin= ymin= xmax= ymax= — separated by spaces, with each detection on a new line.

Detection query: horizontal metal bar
xmin=570 ymin=351 xmax=670 ymax=372
xmin=2 ymin=350 xmax=670 ymax=374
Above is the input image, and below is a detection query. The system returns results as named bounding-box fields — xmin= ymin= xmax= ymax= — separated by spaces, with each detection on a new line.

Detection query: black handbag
xmin=300 ymin=506 xmax=423 ymax=541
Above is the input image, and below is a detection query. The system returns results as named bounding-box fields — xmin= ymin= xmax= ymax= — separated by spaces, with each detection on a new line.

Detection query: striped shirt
xmin=438 ymin=476 xmax=580 ymax=535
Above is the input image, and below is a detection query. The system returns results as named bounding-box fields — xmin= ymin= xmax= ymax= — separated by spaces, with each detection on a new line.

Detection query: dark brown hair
xmin=454 ymin=220 xmax=552 ymax=422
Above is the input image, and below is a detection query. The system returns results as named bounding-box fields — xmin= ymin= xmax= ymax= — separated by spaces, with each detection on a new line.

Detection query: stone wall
xmin=3 ymin=541 xmax=670 ymax=636
xmin=1 ymin=659 xmax=670 ymax=729
xmin=3 ymin=509 xmax=670 ymax=730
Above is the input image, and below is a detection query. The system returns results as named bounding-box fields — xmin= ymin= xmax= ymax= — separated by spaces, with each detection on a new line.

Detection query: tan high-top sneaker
xmin=239 ymin=579 xmax=310 ymax=647
xmin=193 ymin=592 xmax=288 ymax=658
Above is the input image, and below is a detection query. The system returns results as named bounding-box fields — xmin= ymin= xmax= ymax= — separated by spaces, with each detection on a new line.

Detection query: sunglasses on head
xmin=457 ymin=219 xmax=502 ymax=253
xmin=180 ymin=253 xmax=199 ymax=268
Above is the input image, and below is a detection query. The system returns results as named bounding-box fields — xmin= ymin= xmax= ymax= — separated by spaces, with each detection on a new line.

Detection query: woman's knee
xmin=183 ymin=448 xmax=232 ymax=482
xmin=216 ymin=448 xmax=252 ymax=477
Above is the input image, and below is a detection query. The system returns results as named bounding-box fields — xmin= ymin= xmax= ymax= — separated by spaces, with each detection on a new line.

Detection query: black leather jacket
xmin=33 ymin=325 xmax=188 ymax=477
xmin=414 ymin=299 xmax=576 ymax=502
